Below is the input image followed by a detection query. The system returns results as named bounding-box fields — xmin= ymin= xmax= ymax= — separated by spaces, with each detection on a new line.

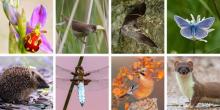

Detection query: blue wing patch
xmin=174 ymin=15 xmax=191 ymax=28
xmin=196 ymin=17 xmax=215 ymax=29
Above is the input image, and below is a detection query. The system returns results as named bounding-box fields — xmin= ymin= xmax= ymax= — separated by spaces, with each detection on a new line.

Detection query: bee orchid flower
xmin=25 ymin=5 xmax=52 ymax=53
xmin=2 ymin=0 xmax=52 ymax=53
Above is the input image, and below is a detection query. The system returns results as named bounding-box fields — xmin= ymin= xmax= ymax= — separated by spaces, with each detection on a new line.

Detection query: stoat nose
xmin=179 ymin=68 xmax=189 ymax=75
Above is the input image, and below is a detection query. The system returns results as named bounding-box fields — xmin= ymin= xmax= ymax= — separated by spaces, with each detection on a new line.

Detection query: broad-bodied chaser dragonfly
xmin=56 ymin=64 xmax=108 ymax=107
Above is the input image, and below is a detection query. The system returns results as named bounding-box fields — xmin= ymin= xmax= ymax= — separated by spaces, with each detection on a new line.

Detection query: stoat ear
xmin=174 ymin=60 xmax=179 ymax=67
xmin=187 ymin=60 xmax=193 ymax=67
xmin=187 ymin=60 xmax=193 ymax=71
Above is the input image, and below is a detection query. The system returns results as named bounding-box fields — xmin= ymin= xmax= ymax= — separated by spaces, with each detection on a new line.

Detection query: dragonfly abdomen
xmin=78 ymin=82 xmax=85 ymax=106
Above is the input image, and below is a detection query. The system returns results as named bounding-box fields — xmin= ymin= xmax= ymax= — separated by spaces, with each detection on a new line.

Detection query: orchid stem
xmin=81 ymin=0 xmax=94 ymax=54
xmin=58 ymin=0 xmax=79 ymax=53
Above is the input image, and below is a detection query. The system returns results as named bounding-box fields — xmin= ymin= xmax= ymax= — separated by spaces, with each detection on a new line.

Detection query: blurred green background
xmin=168 ymin=0 xmax=220 ymax=53
xmin=56 ymin=0 xmax=108 ymax=53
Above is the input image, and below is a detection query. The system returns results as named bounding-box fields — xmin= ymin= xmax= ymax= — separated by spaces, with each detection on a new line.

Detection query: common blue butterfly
xmin=174 ymin=14 xmax=215 ymax=42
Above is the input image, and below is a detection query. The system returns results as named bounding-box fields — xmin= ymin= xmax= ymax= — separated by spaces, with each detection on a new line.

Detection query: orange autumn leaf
xmin=113 ymin=77 xmax=124 ymax=87
xmin=157 ymin=70 xmax=164 ymax=79
xmin=127 ymin=74 xmax=134 ymax=80
xmin=155 ymin=61 xmax=162 ymax=67
xmin=112 ymin=88 xmax=127 ymax=97
xmin=143 ymin=57 xmax=153 ymax=63
xmin=132 ymin=62 xmax=142 ymax=69
xmin=119 ymin=67 xmax=129 ymax=76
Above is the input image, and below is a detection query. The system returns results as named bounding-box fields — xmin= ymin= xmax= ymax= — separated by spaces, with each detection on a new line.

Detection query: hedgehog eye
xmin=36 ymin=76 xmax=43 ymax=82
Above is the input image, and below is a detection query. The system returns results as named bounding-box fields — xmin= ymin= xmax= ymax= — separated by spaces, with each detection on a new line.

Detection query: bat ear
xmin=174 ymin=60 xmax=179 ymax=67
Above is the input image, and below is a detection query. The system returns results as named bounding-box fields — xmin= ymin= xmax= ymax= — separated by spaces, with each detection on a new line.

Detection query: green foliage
xmin=56 ymin=0 xmax=108 ymax=53
xmin=168 ymin=0 xmax=220 ymax=53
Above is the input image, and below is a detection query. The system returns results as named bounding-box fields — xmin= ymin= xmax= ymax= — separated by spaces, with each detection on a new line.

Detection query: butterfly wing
xmin=174 ymin=15 xmax=191 ymax=28
xmin=196 ymin=17 xmax=215 ymax=29
xmin=180 ymin=28 xmax=193 ymax=39
xmin=174 ymin=15 xmax=193 ymax=39
xmin=194 ymin=17 xmax=214 ymax=39
xmin=194 ymin=28 xmax=208 ymax=39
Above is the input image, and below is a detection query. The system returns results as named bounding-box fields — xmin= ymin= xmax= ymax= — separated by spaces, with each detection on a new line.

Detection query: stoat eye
xmin=24 ymin=31 xmax=42 ymax=53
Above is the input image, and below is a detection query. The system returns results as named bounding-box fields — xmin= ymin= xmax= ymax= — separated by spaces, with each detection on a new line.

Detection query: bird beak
xmin=96 ymin=25 xmax=105 ymax=30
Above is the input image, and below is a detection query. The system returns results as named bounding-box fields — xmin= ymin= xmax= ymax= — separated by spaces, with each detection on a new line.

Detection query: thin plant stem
xmin=95 ymin=0 xmax=108 ymax=52
xmin=60 ymin=0 xmax=65 ymax=21
xmin=56 ymin=0 xmax=65 ymax=51
xmin=56 ymin=31 xmax=61 ymax=51
xmin=81 ymin=0 xmax=94 ymax=53
xmin=58 ymin=0 xmax=79 ymax=53
xmin=193 ymin=40 xmax=195 ymax=53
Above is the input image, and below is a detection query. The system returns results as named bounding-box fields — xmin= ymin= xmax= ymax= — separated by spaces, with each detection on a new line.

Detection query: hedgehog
xmin=0 ymin=66 xmax=49 ymax=104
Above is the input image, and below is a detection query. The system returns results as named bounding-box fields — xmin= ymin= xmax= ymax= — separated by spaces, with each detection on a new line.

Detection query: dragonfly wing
xmin=84 ymin=79 xmax=108 ymax=91
xmin=56 ymin=65 xmax=108 ymax=91
xmin=56 ymin=77 xmax=108 ymax=91
xmin=56 ymin=77 xmax=71 ymax=91
xmin=86 ymin=66 xmax=108 ymax=80
xmin=56 ymin=65 xmax=108 ymax=80
xmin=56 ymin=65 xmax=73 ymax=79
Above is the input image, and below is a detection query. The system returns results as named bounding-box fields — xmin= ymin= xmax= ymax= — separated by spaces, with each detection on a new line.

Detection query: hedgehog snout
xmin=36 ymin=76 xmax=49 ymax=89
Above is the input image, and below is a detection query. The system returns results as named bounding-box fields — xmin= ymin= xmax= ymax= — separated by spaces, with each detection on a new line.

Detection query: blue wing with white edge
xmin=174 ymin=15 xmax=191 ymax=28
xmin=196 ymin=17 xmax=215 ymax=29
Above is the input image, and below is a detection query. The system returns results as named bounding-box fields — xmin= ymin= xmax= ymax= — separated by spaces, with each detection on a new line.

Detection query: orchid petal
xmin=40 ymin=34 xmax=53 ymax=53
xmin=30 ymin=5 xmax=47 ymax=28
xmin=26 ymin=22 xmax=33 ymax=34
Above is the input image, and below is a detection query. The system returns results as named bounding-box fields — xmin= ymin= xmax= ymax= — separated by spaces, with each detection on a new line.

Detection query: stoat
xmin=174 ymin=60 xmax=220 ymax=107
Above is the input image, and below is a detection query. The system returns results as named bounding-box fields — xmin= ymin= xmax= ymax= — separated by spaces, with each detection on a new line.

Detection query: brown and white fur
xmin=174 ymin=60 xmax=220 ymax=107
